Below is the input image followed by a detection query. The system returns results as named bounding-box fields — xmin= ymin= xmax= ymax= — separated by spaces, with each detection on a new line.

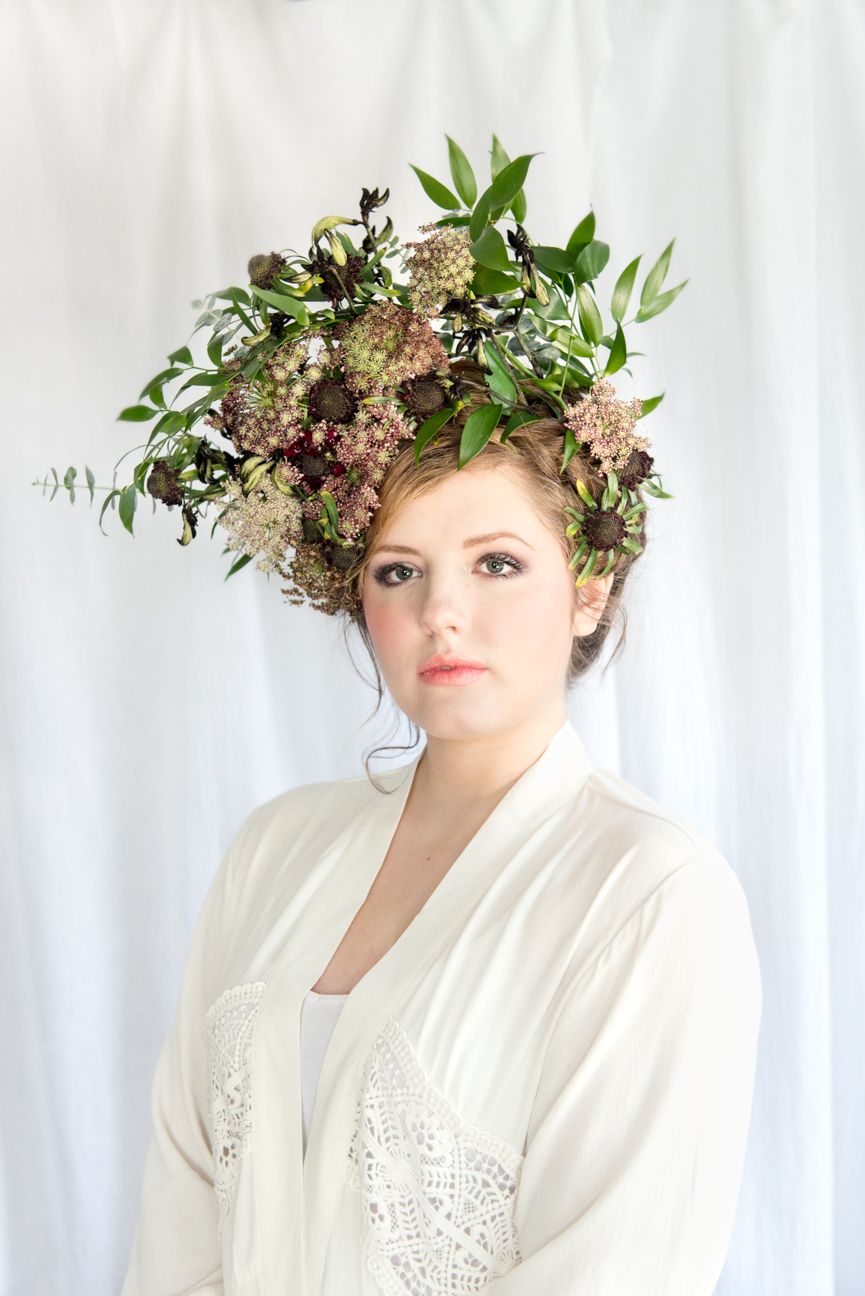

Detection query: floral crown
xmin=35 ymin=133 xmax=684 ymax=617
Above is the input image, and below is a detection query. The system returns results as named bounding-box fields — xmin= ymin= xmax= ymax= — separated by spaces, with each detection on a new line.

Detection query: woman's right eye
xmin=373 ymin=562 xmax=414 ymax=586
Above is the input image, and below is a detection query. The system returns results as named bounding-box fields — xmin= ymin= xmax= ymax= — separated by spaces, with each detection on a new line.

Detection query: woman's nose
xmin=417 ymin=569 xmax=470 ymax=633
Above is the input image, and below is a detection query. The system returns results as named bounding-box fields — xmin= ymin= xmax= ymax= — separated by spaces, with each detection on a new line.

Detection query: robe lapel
xmin=257 ymin=715 xmax=595 ymax=1294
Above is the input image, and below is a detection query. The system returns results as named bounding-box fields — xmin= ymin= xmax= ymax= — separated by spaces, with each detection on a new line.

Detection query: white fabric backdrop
xmin=2 ymin=0 xmax=862 ymax=1291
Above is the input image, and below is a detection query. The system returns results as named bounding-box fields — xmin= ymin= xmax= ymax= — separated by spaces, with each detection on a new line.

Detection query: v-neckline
xmin=292 ymin=712 xmax=596 ymax=1293
xmin=299 ymin=713 xmax=595 ymax=1019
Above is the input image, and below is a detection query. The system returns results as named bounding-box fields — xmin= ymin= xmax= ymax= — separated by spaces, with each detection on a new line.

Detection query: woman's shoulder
xmin=552 ymin=767 xmax=761 ymax=1005
xmin=229 ymin=759 xmax=412 ymax=858
xmin=569 ymin=764 xmax=753 ymax=941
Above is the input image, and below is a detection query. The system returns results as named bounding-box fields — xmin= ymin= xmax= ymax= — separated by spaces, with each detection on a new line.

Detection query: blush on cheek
xmin=361 ymin=596 xmax=408 ymax=663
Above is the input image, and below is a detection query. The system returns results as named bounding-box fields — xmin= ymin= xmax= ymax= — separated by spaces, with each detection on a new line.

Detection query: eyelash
xmin=372 ymin=551 xmax=525 ymax=587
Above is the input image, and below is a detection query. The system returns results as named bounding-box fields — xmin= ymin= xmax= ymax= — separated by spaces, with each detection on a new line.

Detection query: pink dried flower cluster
xmin=402 ymin=221 xmax=476 ymax=316
xmin=302 ymin=401 xmax=413 ymax=541
xmin=334 ymin=301 xmax=448 ymax=395
xmin=562 ymin=378 xmax=650 ymax=476
xmin=215 ymin=335 xmax=315 ymax=458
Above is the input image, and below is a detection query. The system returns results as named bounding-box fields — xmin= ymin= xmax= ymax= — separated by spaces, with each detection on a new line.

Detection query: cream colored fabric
xmin=120 ymin=716 xmax=761 ymax=1295
xmin=300 ymin=991 xmax=349 ymax=1159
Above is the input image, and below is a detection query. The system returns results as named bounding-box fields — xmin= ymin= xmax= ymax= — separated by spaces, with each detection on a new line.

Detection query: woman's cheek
xmin=362 ymin=594 xmax=410 ymax=663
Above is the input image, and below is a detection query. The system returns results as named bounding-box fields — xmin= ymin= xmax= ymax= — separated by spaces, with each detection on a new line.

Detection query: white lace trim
xmin=346 ymin=1016 xmax=524 ymax=1294
xmin=202 ymin=981 xmax=267 ymax=1240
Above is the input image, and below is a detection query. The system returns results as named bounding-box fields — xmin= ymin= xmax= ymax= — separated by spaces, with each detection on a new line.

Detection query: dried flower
xmin=334 ymin=301 xmax=448 ymax=395
xmin=215 ymin=472 xmax=303 ymax=573
xmin=583 ymin=508 xmax=626 ymax=551
xmin=399 ymin=374 xmax=448 ymax=418
xmin=146 ymin=459 xmax=184 ymax=506
xmin=402 ymin=222 xmax=476 ymax=316
xmin=562 ymin=378 xmax=650 ymax=476
xmin=248 ymin=252 xmax=287 ymax=289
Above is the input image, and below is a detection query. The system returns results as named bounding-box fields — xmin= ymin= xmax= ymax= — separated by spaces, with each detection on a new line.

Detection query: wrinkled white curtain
xmin=2 ymin=0 xmax=862 ymax=1291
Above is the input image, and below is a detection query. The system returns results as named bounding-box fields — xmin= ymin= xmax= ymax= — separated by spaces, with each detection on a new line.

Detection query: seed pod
xmin=327 ymin=232 xmax=348 ymax=266
xmin=530 ymin=266 xmax=549 ymax=306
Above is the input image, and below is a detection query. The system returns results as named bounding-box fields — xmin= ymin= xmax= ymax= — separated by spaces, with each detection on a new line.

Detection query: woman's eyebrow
xmin=376 ymin=531 xmax=534 ymax=555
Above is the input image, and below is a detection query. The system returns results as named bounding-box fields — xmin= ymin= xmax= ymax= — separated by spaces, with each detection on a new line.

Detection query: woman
xmin=121 ymin=410 xmax=762 ymax=1296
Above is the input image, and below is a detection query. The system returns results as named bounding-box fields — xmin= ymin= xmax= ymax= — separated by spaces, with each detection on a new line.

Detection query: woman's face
xmin=358 ymin=459 xmax=612 ymax=741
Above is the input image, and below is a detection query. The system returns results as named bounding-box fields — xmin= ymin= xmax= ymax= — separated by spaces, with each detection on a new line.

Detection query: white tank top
xmin=300 ymin=989 xmax=350 ymax=1157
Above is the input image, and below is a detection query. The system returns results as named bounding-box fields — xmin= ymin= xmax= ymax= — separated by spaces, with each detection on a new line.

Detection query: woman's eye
xmin=372 ymin=553 xmax=524 ymax=586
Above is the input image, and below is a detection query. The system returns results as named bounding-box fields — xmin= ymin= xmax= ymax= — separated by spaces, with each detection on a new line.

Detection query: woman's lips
xmin=419 ymin=665 xmax=488 ymax=687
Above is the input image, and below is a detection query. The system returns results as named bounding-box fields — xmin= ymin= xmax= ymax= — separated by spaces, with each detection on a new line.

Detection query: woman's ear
xmin=571 ymin=570 xmax=615 ymax=638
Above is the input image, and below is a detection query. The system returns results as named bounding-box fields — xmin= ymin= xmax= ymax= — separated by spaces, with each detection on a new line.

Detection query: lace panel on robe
xmin=346 ymin=1015 xmax=524 ymax=1295
xmin=202 ymin=981 xmax=267 ymax=1240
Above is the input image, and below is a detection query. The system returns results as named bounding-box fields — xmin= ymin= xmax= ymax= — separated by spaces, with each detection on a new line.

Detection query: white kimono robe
xmin=121 ymin=715 xmax=762 ymax=1296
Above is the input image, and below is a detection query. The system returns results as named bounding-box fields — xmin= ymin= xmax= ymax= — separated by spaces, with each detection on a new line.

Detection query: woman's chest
xmin=310 ymin=811 xmax=491 ymax=995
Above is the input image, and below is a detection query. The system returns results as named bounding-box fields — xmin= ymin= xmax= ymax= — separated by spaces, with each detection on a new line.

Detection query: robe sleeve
xmin=487 ymin=852 xmax=762 ymax=1296
xmin=120 ymin=804 xmax=265 ymax=1296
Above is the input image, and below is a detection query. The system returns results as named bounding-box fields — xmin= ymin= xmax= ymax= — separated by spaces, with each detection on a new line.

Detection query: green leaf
xmin=604 ymin=321 xmax=628 ymax=376
xmin=532 ymin=246 xmax=576 ymax=275
xmin=139 ymin=367 xmax=184 ymax=401
xmin=98 ymin=488 xmax=120 ymax=533
xmin=566 ymin=212 xmax=596 ymax=256
xmin=118 ymin=484 xmax=137 ymax=535
xmin=568 ymin=537 xmax=589 ymax=569
xmin=489 ymin=153 xmax=539 ymax=213
xmin=168 ymin=345 xmax=193 ymax=366
xmin=207 ymin=332 xmax=225 ymax=368
xmin=576 ymin=547 xmax=598 ymax=585
xmin=575 ymin=477 xmax=596 ymax=508
xmin=213 ymin=286 xmax=251 ymax=306
xmin=501 ymin=408 xmax=542 ymax=442
xmin=85 ymin=466 xmax=96 ymax=502
xmin=510 ymin=187 xmax=527 ymax=224
xmin=147 ymin=380 xmax=167 ymax=409
xmin=561 ymin=426 xmax=580 ymax=471
xmin=152 ymin=410 xmax=187 ymax=437
xmin=637 ymin=392 xmax=664 ymax=416
xmin=596 ymin=549 xmax=617 ymax=579
xmin=459 ymin=403 xmax=503 ymax=469
xmin=432 ymin=213 xmax=472 ymax=229
xmin=118 ymin=404 xmax=160 ymax=422
xmin=572 ymin=240 xmax=610 ymax=284
xmin=470 ymin=265 xmax=520 ymax=296
xmin=469 ymin=184 xmax=495 ymax=242
xmin=222 ymin=292 xmax=256 ymax=335
xmin=225 ymin=552 xmax=254 ymax=580
xmin=576 ymin=284 xmax=604 ymax=346
xmin=318 ymin=489 xmax=340 ymax=533
xmin=611 ymin=255 xmax=641 ymax=323
xmin=177 ymin=371 xmax=225 ymax=393
xmin=484 ymin=345 xmax=518 ymax=405
xmin=562 ymin=361 xmax=594 ymax=386
xmin=469 ymin=226 xmax=512 ymax=273
xmin=413 ymin=406 xmax=456 ymax=463
xmin=445 ymin=135 xmax=477 ymax=207
xmin=549 ymin=326 xmax=595 ymax=358
xmin=408 ymin=164 xmax=460 ymax=210
xmin=640 ymin=238 xmax=675 ymax=308
xmin=248 ymin=286 xmax=309 ymax=324
xmin=634 ymin=281 xmax=688 ymax=322
xmin=490 ymin=135 xmax=510 ymax=180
